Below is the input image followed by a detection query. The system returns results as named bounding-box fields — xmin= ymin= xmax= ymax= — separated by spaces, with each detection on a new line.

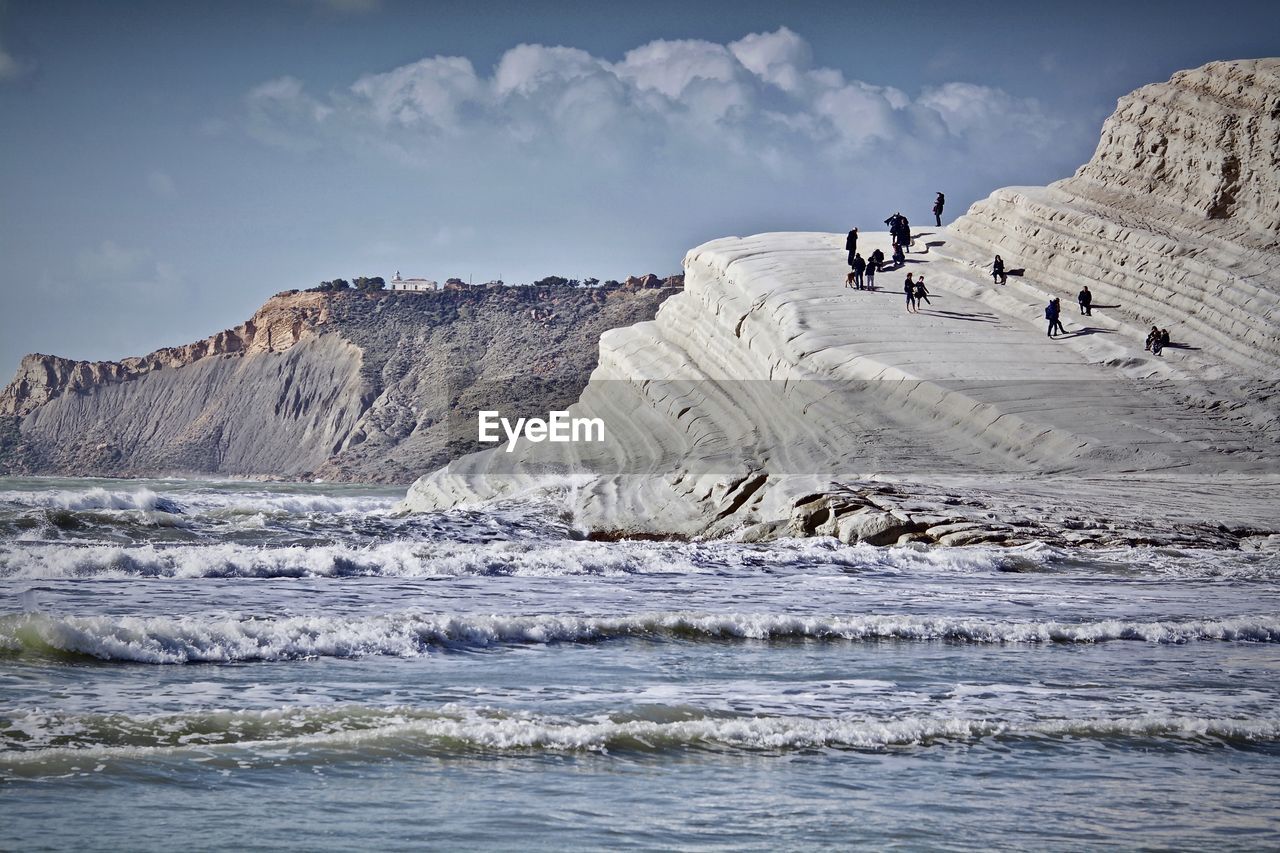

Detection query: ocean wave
xmin=3 ymin=705 xmax=1278 ymax=766
xmin=0 ymin=535 xmax=1070 ymax=580
xmin=0 ymin=487 xmax=186 ymax=514
xmin=0 ymin=486 xmax=398 ymax=517
xmin=0 ymin=540 xmax=701 ymax=579
xmin=2 ymin=611 xmax=1276 ymax=663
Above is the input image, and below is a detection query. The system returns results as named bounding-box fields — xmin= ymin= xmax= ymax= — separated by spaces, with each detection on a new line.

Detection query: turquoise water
xmin=2 ymin=477 xmax=1278 ymax=849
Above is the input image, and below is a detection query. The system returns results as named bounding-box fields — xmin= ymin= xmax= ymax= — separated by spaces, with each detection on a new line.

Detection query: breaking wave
xmin=0 ymin=487 xmax=187 ymax=514
xmin=3 ymin=611 xmax=1277 ymax=663
xmin=0 ymin=486 xmax=397 ymax=516
xmin=0 ymin=536 xmax=1033 ymax=580
xmin=3 ymin=705 xmax=1278 ymax=768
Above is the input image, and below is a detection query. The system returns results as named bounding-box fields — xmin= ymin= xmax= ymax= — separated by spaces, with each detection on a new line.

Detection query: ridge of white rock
xmin=942 ymin=58 xmax=1280 ymax=373
xmin=401 ymin=59 xmax=1280 ymax=544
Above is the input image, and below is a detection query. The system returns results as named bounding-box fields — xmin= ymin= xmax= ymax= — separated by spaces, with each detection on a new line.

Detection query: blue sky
xmin=1 ymin=0 xmax=1277 ymax=377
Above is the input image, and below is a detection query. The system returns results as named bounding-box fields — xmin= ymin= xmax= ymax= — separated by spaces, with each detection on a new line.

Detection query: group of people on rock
xmin=844 ymin=227 xmax=886 ymax=290
xmin=1041 ymin=288 xmax=1101 ymax=336
xmin=840 ymin=200 xmax=1179 ymax=355
xmin=885 ymin=212 xmax=911 ymax=265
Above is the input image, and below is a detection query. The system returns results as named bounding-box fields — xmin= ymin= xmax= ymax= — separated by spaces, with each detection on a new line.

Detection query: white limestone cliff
xmin=400 ymin=59 xmax=1280 ymax=546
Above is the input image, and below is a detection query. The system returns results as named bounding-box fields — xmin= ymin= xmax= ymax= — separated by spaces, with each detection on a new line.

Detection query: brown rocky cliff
xmin=1 ymin=281 xmax=679 ymax=482
xmin=0 ymin=290 xmax=332 ymax=417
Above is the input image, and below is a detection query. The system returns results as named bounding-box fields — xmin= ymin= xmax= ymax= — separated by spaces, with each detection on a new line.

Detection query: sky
xmin=1 ymin=0 xmax=1277 ymax=378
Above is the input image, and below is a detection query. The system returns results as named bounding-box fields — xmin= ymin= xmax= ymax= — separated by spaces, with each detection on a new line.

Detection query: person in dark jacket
xmin=914 ymin=275 xmax=932 ymax=307
xmin=870 ymin=248 xmax=884 ymax=272
xmin=1078 ymin=286 xmax=1092 ymax=315
xmin=933 ymin=192 xmax=945 ymax=227
xmin=1146 ymin=325 xmax=1162 ymax=354
xmin=885 ymin=213 xmax=911 ymax=253
xmin=992 ymin=255 xmax=1006 ymax=285
xmin=851 ymin=253 xmax=866 ymax=289
xmin=865 ymin=254 xmax=878 ymax=290
xmin=1046 ymin=299 xmax=1063 ymax=336
xmin=845 ymin=227 xmax=859 ymax=268
xmin=904 ymin=273 xmax=918 ymax=313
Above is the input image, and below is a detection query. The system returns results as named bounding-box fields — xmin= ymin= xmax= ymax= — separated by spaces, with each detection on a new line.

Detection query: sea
xmin=1 ymin=476 xmax=1278 ymax=850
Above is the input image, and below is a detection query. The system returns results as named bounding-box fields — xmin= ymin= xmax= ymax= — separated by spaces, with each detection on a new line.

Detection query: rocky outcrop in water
xmin=401 ymin=59 xmax=1280 ymax=546
xmin=1 ymin=283 xmax=679 ymax=483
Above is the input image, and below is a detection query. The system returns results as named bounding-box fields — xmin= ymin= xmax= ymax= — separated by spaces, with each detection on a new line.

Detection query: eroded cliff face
xmin=1 ymin=283 xmax=679 ymax=482
xmin=402 ymin=59 xmax=1280 ymax=546
xmin=942 ymin=59 xmax=1280 ymax=370
xmin=0 ymin=291 xmax=332 ymax=418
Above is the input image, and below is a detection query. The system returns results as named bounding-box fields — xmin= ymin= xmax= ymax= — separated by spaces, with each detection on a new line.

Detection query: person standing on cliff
xmin=865 ymin=254 xmax=878 ymax=290
xmin=933 ymin=192 xmax=945 ymax=227
xmin=1078 ymin=286 xmax=1093 ymax=315
xmin=992 ymin=255 xmax=1006 ymax=285
xmin=845 ymin=227 xmax=859 ymax=270
xmin=904 ymin=273 xmax=918 ymax=313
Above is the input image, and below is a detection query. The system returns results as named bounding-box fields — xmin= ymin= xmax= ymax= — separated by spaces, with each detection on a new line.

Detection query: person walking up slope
xmin=992 ymin=255 xmax=1006 ymax=285
xmin=1045 ymin=298 xmax=1066 ymax=336
xmin=1052 ymin=299 xmax=1067 ymax=335
xmin=904 ymin=273 xmax=918 ymax=313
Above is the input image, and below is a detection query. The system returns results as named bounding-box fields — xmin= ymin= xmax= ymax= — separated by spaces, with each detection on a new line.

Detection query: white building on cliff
xmin=389 ymin=272 xmax=438 ymax=292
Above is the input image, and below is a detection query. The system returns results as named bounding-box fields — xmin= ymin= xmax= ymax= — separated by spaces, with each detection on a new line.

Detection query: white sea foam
xmin=182 ymin=492 xmax=398 ymax=516
xmin=0 ymin=486 xmax=396 ymax=516
xmin=3 ymin=611 xmax=1277 ymax=663
xmin=3 ymin=705 xmax=1278 ymax=765
xmin=0 ymin=487 xmax=181 ymax=513
xmin=0 ymin=536 xmax=997 ymax=580
xmin=4 ymin=535 xmax=1275 ymax=582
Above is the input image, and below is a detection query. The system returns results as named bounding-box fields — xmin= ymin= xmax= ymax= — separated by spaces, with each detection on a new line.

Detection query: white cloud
xmin=916 ymin=82 xmax=1050 ymax=143
xmin=240 ymin=28 xmax=1091 ymax=232
xmin=728 ymin=27 xmax=812 ymax=92
xmin=351 ymin=56 xmax=482 ymax=130
xmin=494 ymin=44 xmax=602 ymax=97
xmin=247 ymin=28 xmax=1066 ymax=167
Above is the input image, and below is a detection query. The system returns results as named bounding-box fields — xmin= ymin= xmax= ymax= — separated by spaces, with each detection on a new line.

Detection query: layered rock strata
xmin=402 ymin=60 xmax=1280 ymax=545
xmin=1 ymin=283 xmax=679 ymax=482
xmin=942 ymin=59 xmax=1280 ymax=372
